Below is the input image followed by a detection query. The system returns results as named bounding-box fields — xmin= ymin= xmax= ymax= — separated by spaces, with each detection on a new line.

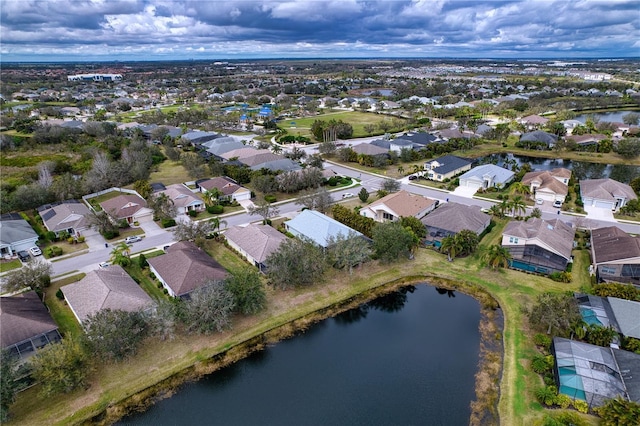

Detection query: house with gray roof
xmin=202 ymin=138 xmax=246 ymax=160
xmin=424 ymin=155 xmax=473 ymax=182
xmin=522 ymin=168 xmax=571 ymax=203
xmin=519 ymin=130 xmax=558 ymax=148
xmin=401 ymin=132 xmax=438 ymax=146
xmin=421 ymin=202 xmax=491 ymax=247
xmin=458 ymin=164 xmax=515 ymax=191
xmin=352 ymin=143 xmax=388 ymax=156
xmin=250 ymin=158 xmax=302 ymax=172
xmin=224 ymin=224 xmax=287 ymax=272
xmin=370 ymin=139 xmax=391 ymax=150
xmin=147 ymin=241 xmax=228 ymax=298
xmin=0 ymin=213 xmax=39 ymax=257
xmin=552 ymin=337 xmax=640 ymax=407
xmin=389 ymin=138 xmax=417 ymax=153
xmin=607 ymin=297 xmax=640 ymax=339
xmin=1 ymin=291 xmax=62 ymax=361
xmin=284 ymin=210 xmax=364 ymax=249
xmin=240 ymin=152 xmax=283 ymax=168
xmin=576 ymin=294 xmax=640 ymax=339
xmin=580 ymin=178 xmax=637 ymax=211
xmin=180 ymin=130 xmax=219 ymax=145
xmin=154 ymin=184 xmax=204 ymax=215
xmin=502 ymin=218 xmax=574 ymax=274
xmin=61 ymin=265 xmax=153 ymax=324
xmin=590 ymin=226 xmax=640 ymax=285
xmin=37 ymin=200 xmax=90 ymax=237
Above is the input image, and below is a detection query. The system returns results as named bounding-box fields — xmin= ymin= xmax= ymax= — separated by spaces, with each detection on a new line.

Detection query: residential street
xmin=45 ymin=162 xmax=640 ymax=279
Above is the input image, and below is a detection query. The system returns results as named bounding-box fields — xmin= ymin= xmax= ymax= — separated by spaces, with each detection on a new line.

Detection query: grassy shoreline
xmin=7 ymin=220 xmax=599 ymax=426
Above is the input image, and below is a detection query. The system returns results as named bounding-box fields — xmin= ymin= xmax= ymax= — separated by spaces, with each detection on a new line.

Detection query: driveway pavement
xmin=583 ymin=205 xmax=615 ymax=222
xmin=139 ymin=220 xmax=166 ymax=236
xmin=82 ymin=229 xmax=106 ymax=252
xmin=451 ymin=186 xmax=478 ymax=198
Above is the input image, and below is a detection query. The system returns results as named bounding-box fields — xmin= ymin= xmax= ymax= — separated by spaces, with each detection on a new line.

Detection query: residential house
xmin=360 ymin=190 xmax=437 ymax=222
xmin=590 ymin=226 xmax=640 ymax=285
xmin=566 ymin=134 xmax=607 ymax=148
xmin=352 ymin=143 xmax=389 ymax=156
xmin=389 ymin=138 xmax=417 ymax=153
xmin=155 ymin=184 xmax=204 ymax=215
xmin=100 ymin=193 xmax=153 ymax=224
xmin=284 ymin=209 xmax=364 ymax=249
xmin=424 ymin=155 xmax=473 ymax=182
xmin=552 ymin=337 xmax=640 ymax=407
xmin=239 ymin=152 xmax=284 ymax=168
xmin=224 ymin=224 xmax=287 ymax=272
xmin=0 ymin=213 xmax=39 ymax=257
xmin=250 ymin=158 xmax=301 ymax=172
xmin=401 ymin=132 xmax=439 ymax=147
xmin=421 ymin=202 xmax=491 ymax=247
xmin=519 ymin=130 xmax=558 ymax=149
xmin=201 ymin=138 xmax=245 ymax=160
xmin=180 ymin=130 xmax=220 ymax=145
xmin=197 ymin=176 xmax=252 ymax=202
xmin=147 ymin=241 xmax=228 ymax=298
xmin=1 ymin=291 xmax=62 ymax=361
xmin=61 ymin=265 xmax=153 ymax=324
xmin=220 ymin=147 xmax=268 ymax=161
xmin=520 ymin=114 xmax=549 ymax=129
xmin=502 ymin=218 xmax=574 ymax=274
xmin=37 ymin=200 xmax=90 ymax=237
xmin=576 ymin=294 xmax=640 ymax=340
xmin=580 ymin=178 xmax=637 ymax=211
xmin=521 ymin=168 xmax=571 ymax=203
xmin=458 ymin=164 xmax=515 ymax=191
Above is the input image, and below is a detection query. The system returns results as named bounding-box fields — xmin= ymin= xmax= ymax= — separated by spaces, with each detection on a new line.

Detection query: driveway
xmin=238 ymin=199 xmax=255 ymax=212
xmin=138 ymin=220 xmax=167 ymax=237
xmin=82 ymin=229 xmax=106 ymax=252
xmin=451 ymin=185 xmax=478 ymax=198
xmin=583 ymin=205 xmax=615 ymax=222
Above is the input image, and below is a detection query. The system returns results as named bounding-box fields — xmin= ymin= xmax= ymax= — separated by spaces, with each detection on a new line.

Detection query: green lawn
xmin=0 ymin=259 xmax=22 ymax=273
xmin=86 ymin=190 xmax=123 ymax=211
xmin=278 ymin=111 xmax=407 ymax=139
xmin=148 ymin=159 xmax=192 ymax=185
xmin=124 ymin=261 xmax=170 ymax=302
xmin=46 ymin=274 xmax=86 ymax=338
xmin=204 ymin=240 xmax=251 ymax=274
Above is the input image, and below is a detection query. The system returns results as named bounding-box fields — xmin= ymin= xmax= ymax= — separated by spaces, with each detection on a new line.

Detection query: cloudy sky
xmin=2 ymin=0 xmax=639 ymax=62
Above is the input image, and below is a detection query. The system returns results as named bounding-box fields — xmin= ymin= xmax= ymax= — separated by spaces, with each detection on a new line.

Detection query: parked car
xmin=125 ymin=236 xmax=142 ymax=244
xmin=342 ymin=193 xmax=354 ymax=199
xmin=29 ymin=246 xmax=42 ymax=256
xmin=553 ymin=200 xmax=562 ymax=208
xmin=17 ymin=250 xmax=30 ymax=262
xmin=99 ymin=262 xmax=110 ymax=268
xmin=536 ymin=198 xmax=543 ymax=205
xmin=408 ymin=175 xmax=418 ymax=180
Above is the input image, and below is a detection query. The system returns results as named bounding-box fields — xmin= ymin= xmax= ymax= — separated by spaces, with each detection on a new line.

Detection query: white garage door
xmin=594 ymin=200 xmax=613 ymax=209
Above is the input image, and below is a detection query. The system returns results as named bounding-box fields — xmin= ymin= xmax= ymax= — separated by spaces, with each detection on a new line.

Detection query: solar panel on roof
xmin=41 ymin=210 xmax=56 ymax=222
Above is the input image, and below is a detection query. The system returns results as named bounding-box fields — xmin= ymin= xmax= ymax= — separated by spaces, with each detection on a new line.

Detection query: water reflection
xmin=477 ymin=153 xmax=640 ymax=183
xmin=367 ymin=285 xmax=415 ymax=313
xmin=435 ymin=287 xmax=456 ymax=298
xmin=333 ymin=305 xmax=368 ymax=325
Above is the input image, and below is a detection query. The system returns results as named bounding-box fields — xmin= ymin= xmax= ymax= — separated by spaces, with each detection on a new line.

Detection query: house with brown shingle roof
xmin=220 ymin=147 xmax=268 ymax=161
xmin=239 ymin=152 xmax=284 ymax=168
xmin=224 ymin=224 xmax=287 ymax=272
xmin=147 ymin=241 xmax=228 ymax=297
xmin=359 ymin=190 xmax=437 ymax=222
xmin=580 ymin=178 xmax=637 ymax=211
xmin=522 ymin=168 xmax=571 ymax=203
xmin=421 ymin=202 xmax=491 ymax=247
xmin=520 ymin=114 xmax=549 ymax=129
xmin=591 ymin=226 xmax=640 ymax=285
xmin=61 ymin=265 xmax=153 ymax=324
xmin=502 ymin=218 xmax=574 ymax=274
xmin=154 ymin=184 xmax=204 ymax=215
xmin=352 ymin=143 xmax=389 ymax=156
xmin=1 ymin=291 xmax=61 ymax=361
xmin=197 ymin=176 xmax=252 ymax=202
xmin=100 ymin=193 xmax=153 ymax=224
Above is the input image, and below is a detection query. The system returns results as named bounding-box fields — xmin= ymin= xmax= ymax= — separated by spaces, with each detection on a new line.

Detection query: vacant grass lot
xmin=148 ymin=159 xmax=193 ymax=186
xmin=8 ymin=219 xmax=598 ymax=426
xmin=278 ymin=111 xmax=406 ymax=139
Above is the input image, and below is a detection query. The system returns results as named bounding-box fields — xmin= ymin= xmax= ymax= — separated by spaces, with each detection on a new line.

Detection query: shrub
xmin=138 ymin=253 xmax=147 ymax=269
xmin=188 ymin=210 xmax=198 ymax=218
xmin=157 ymin=282 xmax=163 ymax=289
xmin=161 ymin=219 xmax=176 ymax=228
xmin=534 ymin=334 xmax=552 ymax=351
xmin=76 ymin=236 xmax=85 ymax=243
xmin=327 ymin=177 xmax=339 ymax=186
xmin=55 ymin=289 xmax=64 ymax=300
xmin=535 ymin=385 xmax=558 ymax=406
xmin=531 ymin=354 xmax=553 ymax=374
xmin=555 ymin=393 xmax=571 ymax=409
xmin=45 ymin=246 xmax=63 ymax=257
xmin=163 ymin=288 xmax=169 ymax=295
xmin=572 ymin=399 xmax=589 ymax=413
xmin=46 ymin=231 xmax=57 ymax=242
xmin=117 ymin=219 xmax=129 ymax=229
xmin=207 ymin=205 xmax=224 ymax=214
xmin=102 ymin=230 xmax=120 ymax=239
xmin=67 ymin=237 xmax=75 ymax=244
xmin=264 ymin=194 xmax=277 ymax=203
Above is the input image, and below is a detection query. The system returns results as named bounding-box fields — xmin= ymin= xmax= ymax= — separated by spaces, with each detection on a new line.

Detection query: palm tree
xmin=440 ymin=235 xmax=461 ymax=262
xmin=510 ymin=181 xmax=531 ymax=198
xmin=210 ymin=217 xmax=228 ymax=233
xmin=482 ymin=245 xmax=512 ymax=270
xmin=488 ymin=204 xmax=503 ymax=218
xmin=397 ymin=166 xmax=405 ymax=176
xmin=110 ymin=242 xmax=131 ymax=267
xmin=271 ymin=143 xmax=283 ymax=154
xmin=510 ymin=195 xmax=527 ymax=217
xmin=203 ymin=188 xmax=223 ymax=207
xmin=412 ymin=164 xmax=422 ymax=175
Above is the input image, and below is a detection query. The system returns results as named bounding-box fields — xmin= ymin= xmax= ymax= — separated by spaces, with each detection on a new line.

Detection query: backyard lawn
xmin=45 ymin=273 xmax=86 ymax=338
xmin=148 ymin=159 xmax=193 ymax=186
xmin=278 ymin=110 xmax=406 ymax=139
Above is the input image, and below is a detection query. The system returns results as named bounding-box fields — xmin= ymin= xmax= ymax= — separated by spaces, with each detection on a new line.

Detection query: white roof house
xmin=458 ymin=164 xmax=515 ymax=191
xmin=284 ymin=210 xmax=364 ymax=248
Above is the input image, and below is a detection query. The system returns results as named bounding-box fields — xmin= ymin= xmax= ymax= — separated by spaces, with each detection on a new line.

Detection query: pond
xmin=476 ymin=153 xmax=640 ymax=183
xmin=119 ymin=285 xmax=481 ymax=426
xmin=574 ymin=109 xmax=639 ymax=124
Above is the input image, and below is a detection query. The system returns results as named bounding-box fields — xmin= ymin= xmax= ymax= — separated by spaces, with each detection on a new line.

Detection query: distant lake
xmin=574 ymin=109 xmax=639 ymax=123
xmin=119 ymin=285 xmax=481 ymax=426
xmin=477 ymin=153 xmax=640 ymax=184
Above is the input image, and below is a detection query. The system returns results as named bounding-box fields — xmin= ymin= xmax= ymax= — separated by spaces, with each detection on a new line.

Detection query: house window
xmin=600 ymin=266 xmax=616 ymax=275
xmin=509 ymin=237 xmax=519 ymax=244
xmin=382 ymin=212 xmax=395 ymax=221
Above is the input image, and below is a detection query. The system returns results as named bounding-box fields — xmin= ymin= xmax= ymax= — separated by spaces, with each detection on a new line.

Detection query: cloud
xmin=1 ymin=0 xmax=638 ymax=60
